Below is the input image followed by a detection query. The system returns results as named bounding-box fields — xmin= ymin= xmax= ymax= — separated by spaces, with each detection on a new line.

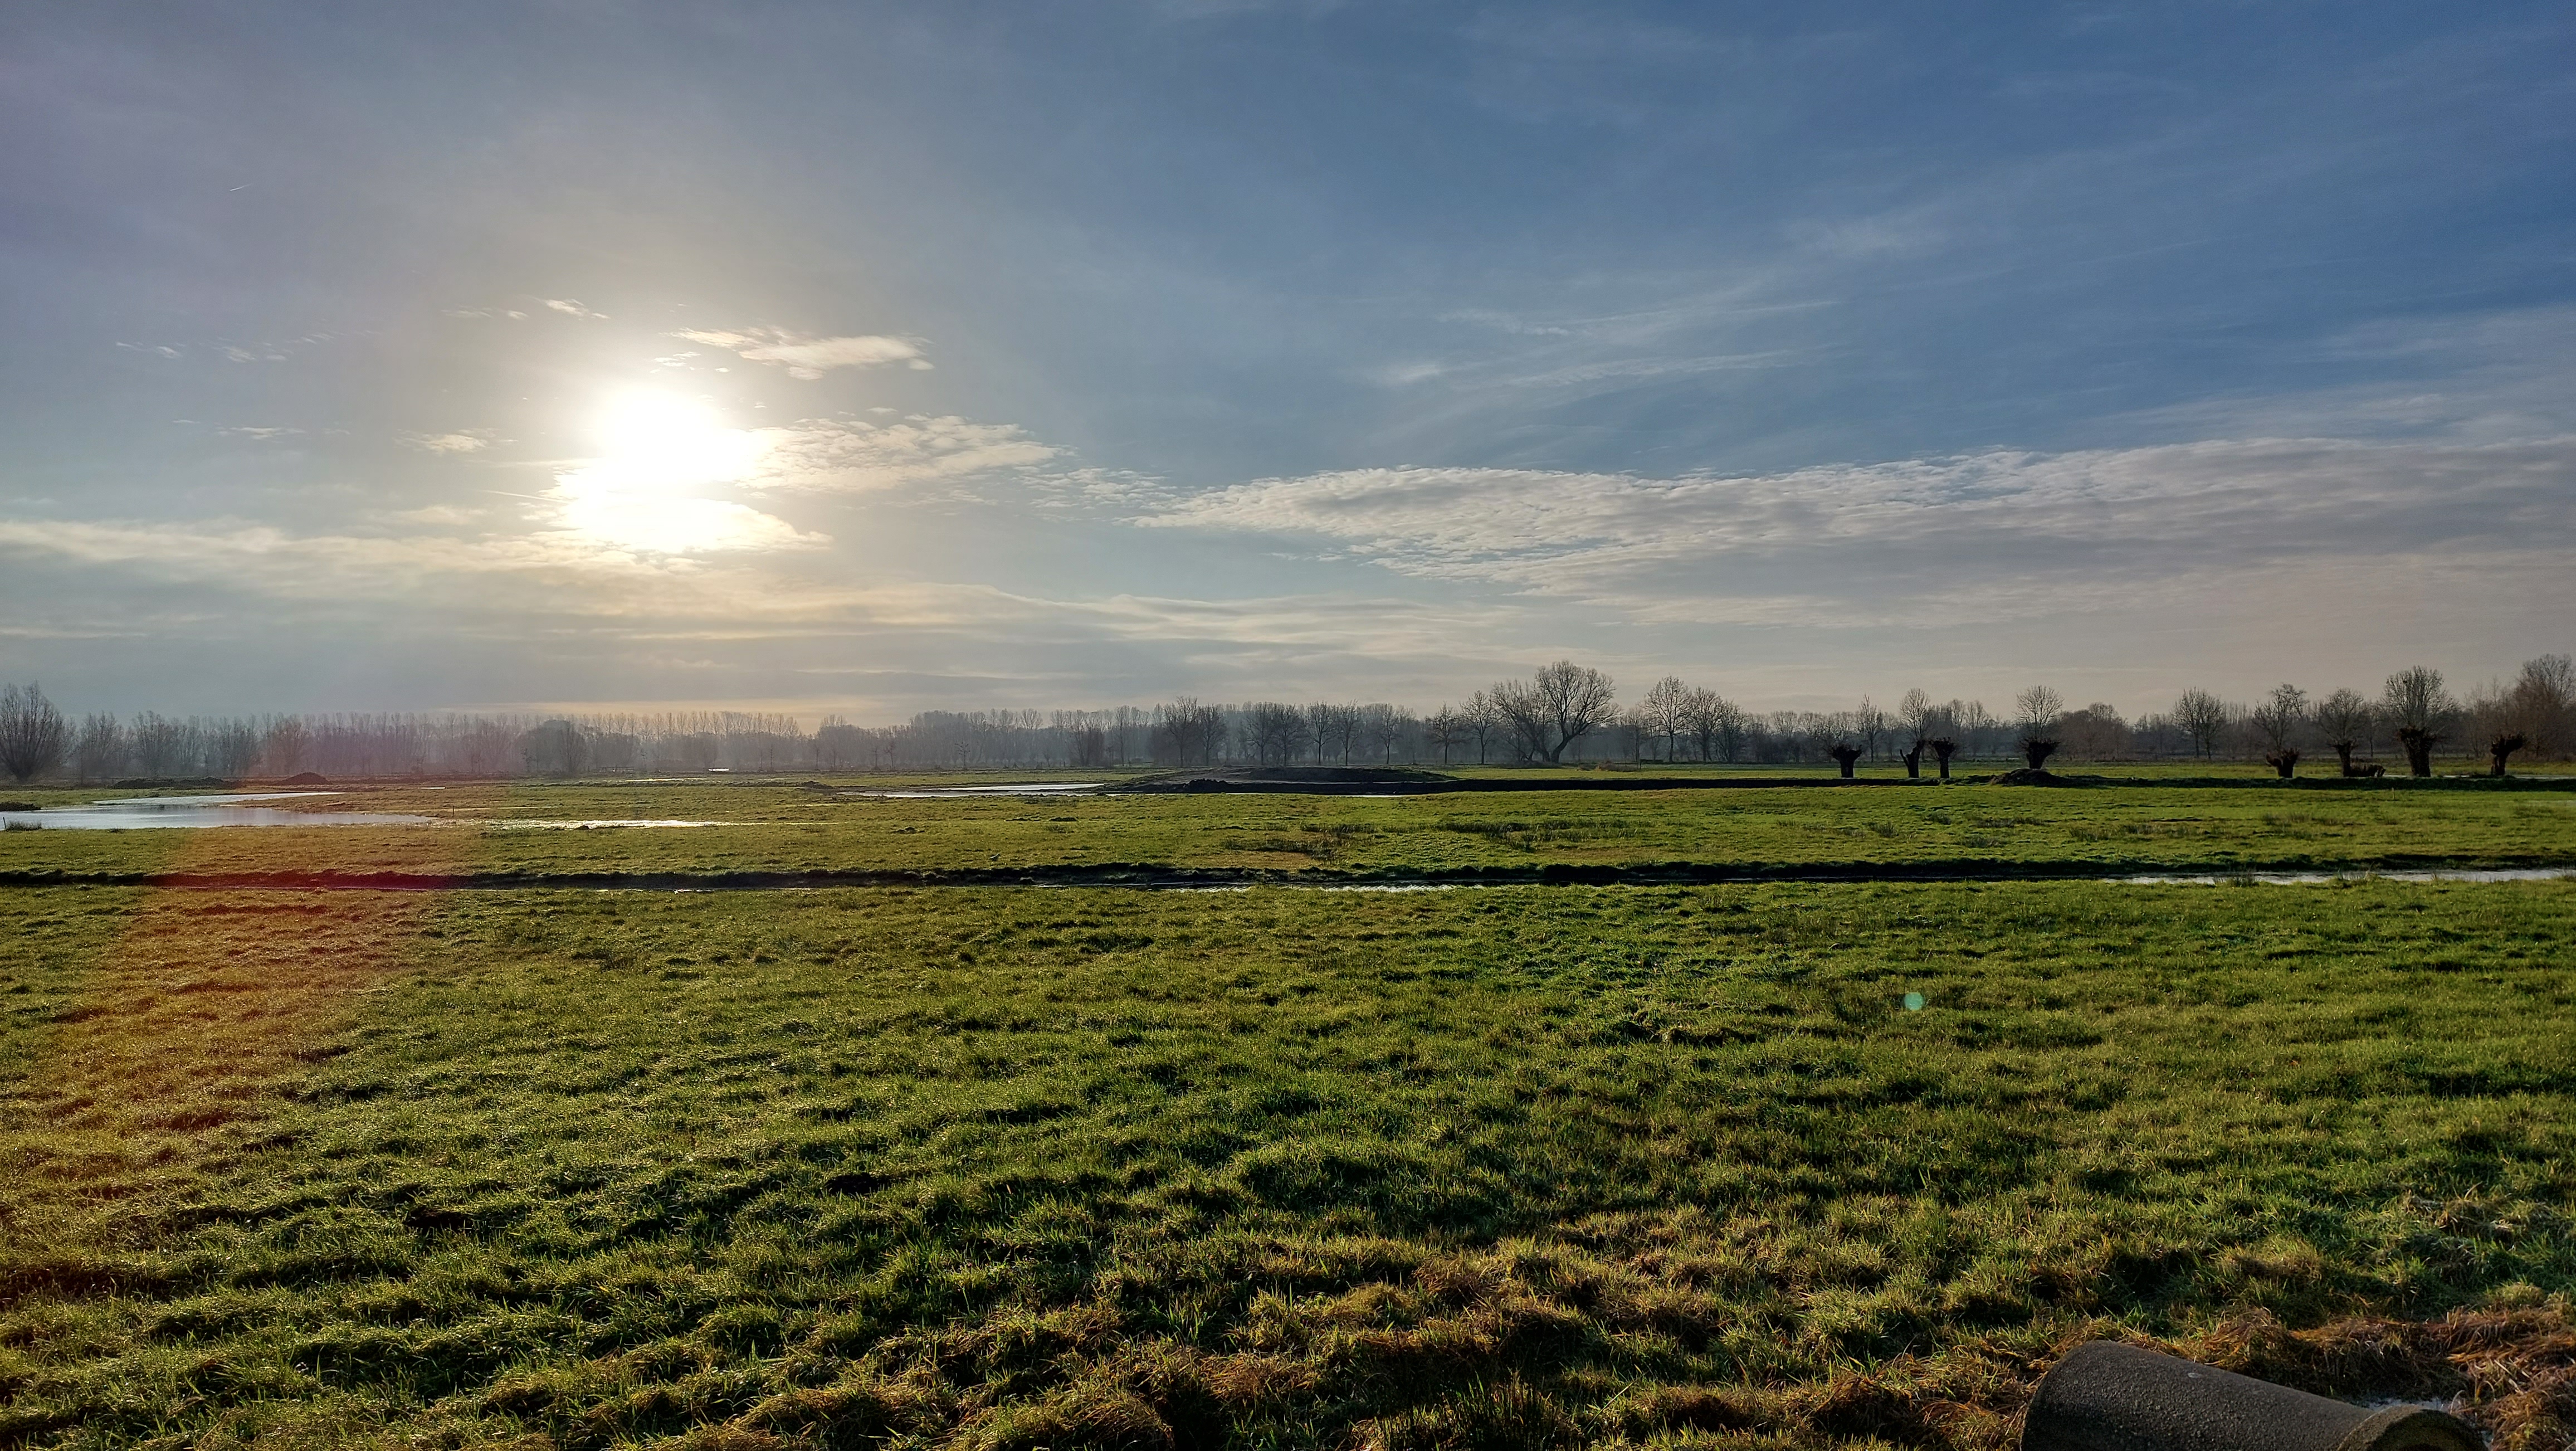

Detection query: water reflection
xmin=0 ymin=792 xmax=438 ymax=831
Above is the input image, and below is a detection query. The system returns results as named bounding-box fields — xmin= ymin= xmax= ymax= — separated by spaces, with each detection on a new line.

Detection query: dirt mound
xmin=281 ymin=771 xmax=330 ymax=786
xmin=1987 ymin=768 xmax=2102 ymax=787
xmin=1119 ymin=766 xmax=1456 ymax=793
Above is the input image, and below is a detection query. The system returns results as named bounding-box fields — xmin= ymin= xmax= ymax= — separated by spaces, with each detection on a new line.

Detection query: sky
xmin=4 ymin=1 xmax=2573 ymax=722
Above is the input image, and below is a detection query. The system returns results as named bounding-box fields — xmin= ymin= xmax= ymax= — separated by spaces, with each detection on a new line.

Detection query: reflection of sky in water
xmin=0 ymin=792 xmax=436 ymax=830
xmin=856 ymin=783 xmax=1104 ymax=799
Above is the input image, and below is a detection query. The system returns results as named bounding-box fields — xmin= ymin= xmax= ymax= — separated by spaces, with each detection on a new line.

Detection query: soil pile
xmin=1117 ymin=766 xmax=1457 ymax=793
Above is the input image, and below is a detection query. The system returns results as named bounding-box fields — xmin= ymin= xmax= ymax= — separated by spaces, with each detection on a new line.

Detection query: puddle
xmin=0 ymin=792 xmax=439 ymax=830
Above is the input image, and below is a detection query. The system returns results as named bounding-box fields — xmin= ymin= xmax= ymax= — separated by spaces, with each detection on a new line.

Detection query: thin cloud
xmin=402 ymin=430 xmax=492 ymax=454
xmin=750 ymin=415 xmax=1060 ymax=493
xmin=674 ymin=327 xmax=931 ymax=379
xmin=1138 ymin=436 xmax=2576 ymax=624
xmin=544 ymin=298 xmax=607 ymax=319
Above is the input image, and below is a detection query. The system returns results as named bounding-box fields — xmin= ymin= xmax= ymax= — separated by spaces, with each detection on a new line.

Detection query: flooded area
xmin=848 ymin=782 xmax=1105 ymax=800
xmin=0 ymin=792 xmax=440 ymax=830
xmin=2118 ymin=868 xmax=2576 ymax=885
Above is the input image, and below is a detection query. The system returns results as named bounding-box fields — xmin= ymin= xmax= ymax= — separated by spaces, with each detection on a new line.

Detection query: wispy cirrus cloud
xmin=749 ymin=415 xmax=1060 ymax=493
xmin=1138 ymin=435 xmax=2576 ymax=625
xmin=402 ymin=430 xmax=492 ymax=454
xmin=674 ymin=327 xmax=931 ymax=379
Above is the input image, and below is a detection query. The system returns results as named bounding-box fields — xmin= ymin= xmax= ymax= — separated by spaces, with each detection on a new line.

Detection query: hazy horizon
xmin=7 ymin=3 xmax=2572 ymax=720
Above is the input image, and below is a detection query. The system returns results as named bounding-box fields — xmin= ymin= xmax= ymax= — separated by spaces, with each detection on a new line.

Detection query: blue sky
xmin=4 ymin=2 xmax=2572 ymax=719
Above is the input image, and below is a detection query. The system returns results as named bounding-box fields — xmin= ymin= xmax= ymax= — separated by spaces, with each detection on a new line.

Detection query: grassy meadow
xmin=3 ymin=773 xmax=2574 ymax=882
xmin=1 ymin=780 xmax=2573 ymax=1448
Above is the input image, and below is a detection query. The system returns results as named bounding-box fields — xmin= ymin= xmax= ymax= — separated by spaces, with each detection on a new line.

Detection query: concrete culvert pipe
xmin=2022 ymin=1342 xmax=2482 ymax=1451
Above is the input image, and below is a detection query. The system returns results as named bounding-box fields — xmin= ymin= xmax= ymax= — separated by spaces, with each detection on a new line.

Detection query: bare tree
xmin=1424 ymin=707 xmax=1464 ymax=766
xmin=1680 ymin=688 xmax=1739 ymax=763
xmin=1489 ymin=660 xmax=1617 ymax=765
xmin=2171 ymin=689 xmax=2231 ymax=761
xmin=1827 ymin=742 xmax=1862 ymax=778
xmin=2248 ymin=683 xmax=2306 ymax=778
xmin=2312 ymin=688 xmax=2374 ymax=776
xmin=2383 ymin=666 xmax=2455 ymax=777
xmin=1897 ymin=688 xmax=1935 ymax=742
xmin=207 ymin=719 xmax=263 ymax=780
xmin=2506 ymin=654 xmax=2574 ymax=757
xmin=1245 ymin=703 xmax=1304 ymax=765
xmin=1853 ymin=698 xmax=1889 ymax=761
xmin=1637 ymin=676 xmax=1689 ymax=763
xmin=129 ymin=712 xmax=191 ymax=778
xmin=1926 ymin=737 xmax=1959 ymax=781
xmin=1305 ymin=702 xmax=1360 ymax=765
xmin=2014 ymin=685 xmax=2062 ymax=735
xmin=1463 ymin=691 xmax=1499 ymax=766
xmin=2488 ymin=732 xmax=2526 ymax=777
xmin=2013 ymin=684 xmax=2063 ymax=771
xmin=1358 ymin=704 xmax=1404 ymax=765
xmin=72 ymin=713 xmax=126 ymax=783
xmin=0 ymin=684 xmax=68 ymax=785
xmin=263 ymin=715 xmax=313 ymax=777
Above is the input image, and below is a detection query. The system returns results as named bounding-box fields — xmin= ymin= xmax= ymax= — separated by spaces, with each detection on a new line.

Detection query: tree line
xmin=2 ymin=654 xmax=2568 ymax=784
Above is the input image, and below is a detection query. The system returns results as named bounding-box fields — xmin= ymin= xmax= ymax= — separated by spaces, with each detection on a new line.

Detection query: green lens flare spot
xmin=1902 ymin=992 xmax=1926 ymax=1011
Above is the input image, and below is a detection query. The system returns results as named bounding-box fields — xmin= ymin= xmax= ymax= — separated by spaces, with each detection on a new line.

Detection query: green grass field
xmin=4 ymin=774 xmax=2574 ymax=883
xmin=2 ymin=783 xmax=2572 ymax=1448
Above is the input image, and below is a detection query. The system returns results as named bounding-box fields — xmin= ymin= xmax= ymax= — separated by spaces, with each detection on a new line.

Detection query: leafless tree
xmin=0 ymin=684 xmax=68 ymax=785
xmin=1638 ymin=676 xmax=1689 ymax=763
xmin=1680 ymin=688 xmax=1739 ymax=763
xmin=205 ymin=719 xmax=263 ymax=779
xmin=1246 ymin=703 xmax=1305 ymax=765
xmin=2014 ymin=685 xmax=2062 ymax=736
xmin=2383 ymin=666 xmax=2455 ymax=777
xmin=2488 ymin=732 xmax=2526 ymax=777
xmin=1487 ymin=661 xmax=1617 ymax=765
xmin=2013 ymin=684 xmax=2062 ymax=770
xmin=2247 ymin=683 xmax=2306 ymax=778
xmin=1424 ymin=707 xmax=1465 ymax=766
xmin=2171 ymin=689 xmax=2231 ymax=761
xmin=2312 ymin=688 xmax=2374 ymax=775
xmin=1853 ymin=698 xmax=1889 ymax=761
xmin=2505 ymin=654 xmax=2574 ymax=757
xmin=1463 ymin=691 xmax=1499 ymax=765
xmin=1158 ymin=697 xmax=1228 ymax=767
xmin=1357 ymin=704 xmax=1404 ymax=764
xmin=72 ymin=713 xmax=126 ymax=783
xmin=1926 ymin=737 xmax=1958 ymax=781
xmin=2247 ymin=684 xmax=2306 ymax=756
xmin=1897 ymin=688 xmax=1935 ymax=742
xmin=1827 ymin=742 xmax=1861 ymax=778
xmin=262 ymin=715 xmax=313 ymax=777
xmin=129 ymin=711 xmax=192 ymax=778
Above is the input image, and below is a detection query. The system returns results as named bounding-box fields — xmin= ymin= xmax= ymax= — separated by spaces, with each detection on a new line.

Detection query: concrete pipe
xmin=2022 ymin=1342 xmax=2482 ymax=1451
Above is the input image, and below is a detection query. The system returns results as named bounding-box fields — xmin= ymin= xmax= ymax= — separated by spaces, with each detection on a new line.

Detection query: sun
xmin=548 ymin=391 xmax=797 ymax=554
xmin=589 ymin=391 xmax=764 ymax=492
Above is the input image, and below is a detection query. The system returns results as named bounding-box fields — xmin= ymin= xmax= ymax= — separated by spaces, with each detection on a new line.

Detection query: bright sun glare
xmin=549 ymin=391 xmax=795 ymax=555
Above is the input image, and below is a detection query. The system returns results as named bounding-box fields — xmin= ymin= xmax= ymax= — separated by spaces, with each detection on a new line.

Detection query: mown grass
xmin=2 ymin=776 xmax=2573 ymax=881
xmin=3 ymin=878 xmax=2572 ymax=1447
